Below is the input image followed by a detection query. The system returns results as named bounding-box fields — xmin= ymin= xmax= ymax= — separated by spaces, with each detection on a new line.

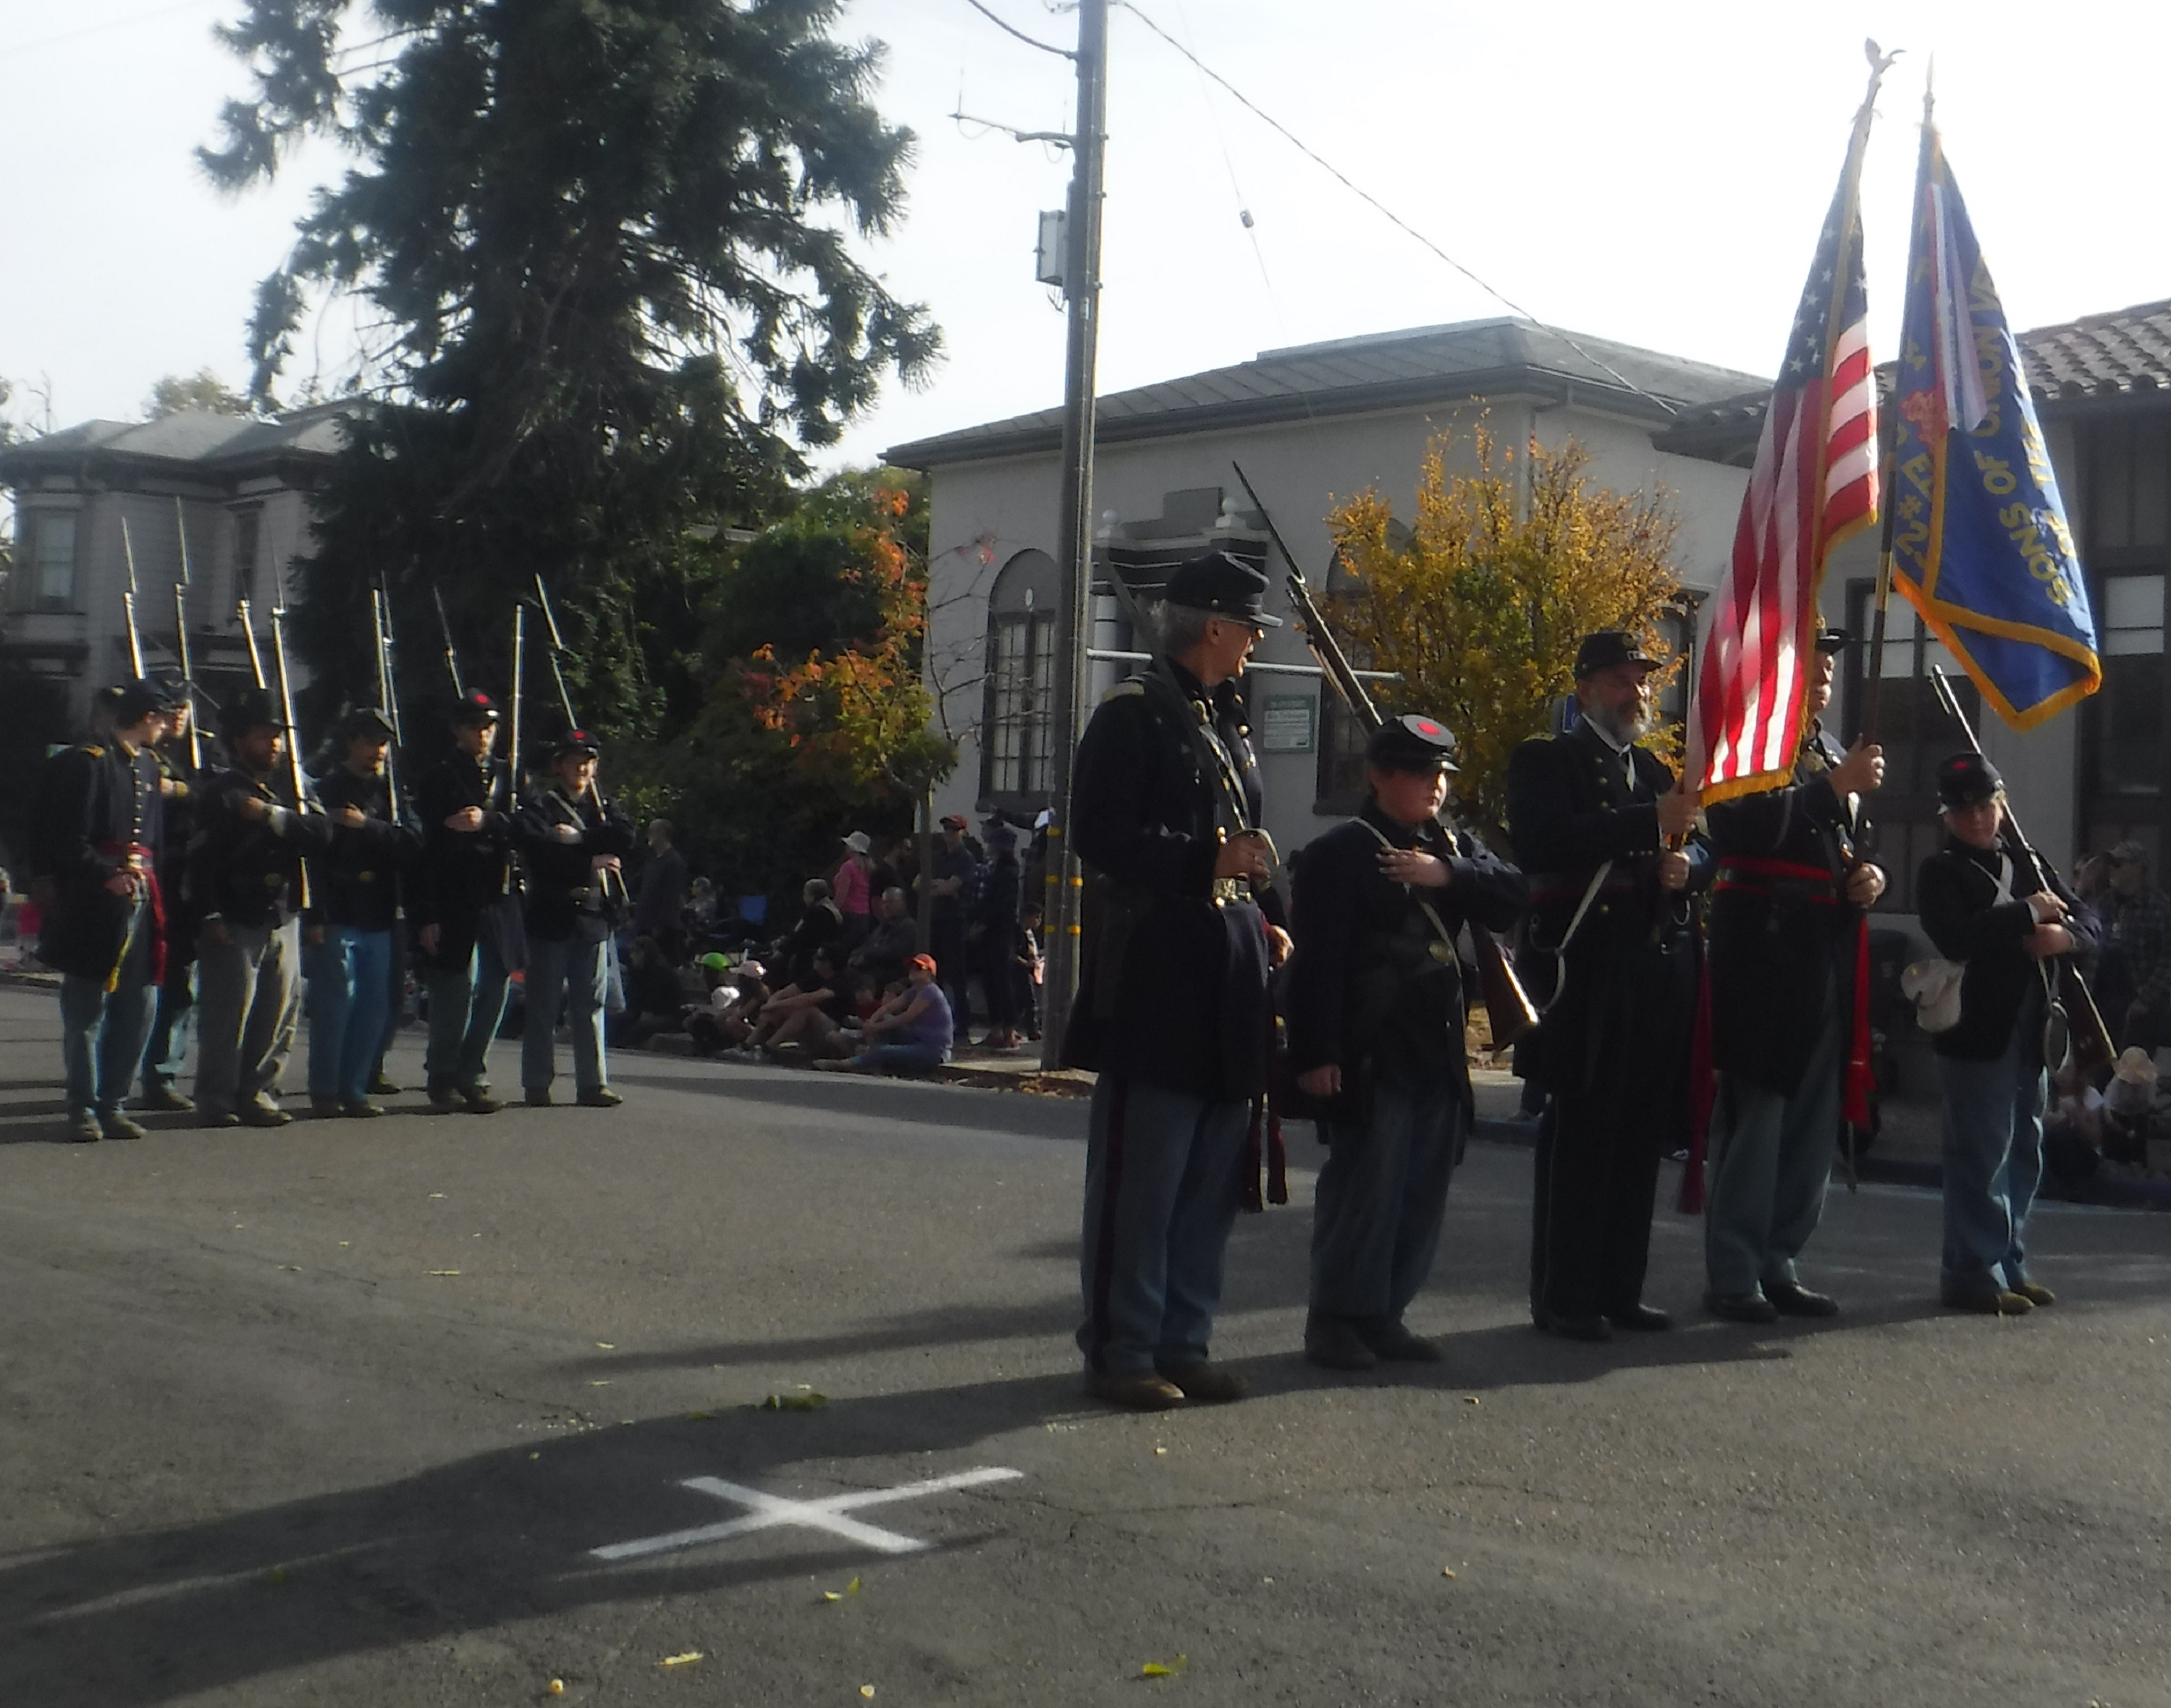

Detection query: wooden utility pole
xmin=1038 ymin=0 xmax=1109 ymax=1066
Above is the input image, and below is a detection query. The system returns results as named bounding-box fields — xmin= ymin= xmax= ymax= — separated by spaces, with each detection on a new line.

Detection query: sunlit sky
xmin=4 ymin=0 xmax=2167 ymax=478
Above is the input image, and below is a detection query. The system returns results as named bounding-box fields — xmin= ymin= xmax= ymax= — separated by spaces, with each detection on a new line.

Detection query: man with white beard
xmin=1506 ymin=631 xmax=1711 ymax=1342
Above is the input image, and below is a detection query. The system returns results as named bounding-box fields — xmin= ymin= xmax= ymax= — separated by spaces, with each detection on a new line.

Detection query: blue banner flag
xmin=1889 ymin=119 xmax=2099 ymax=730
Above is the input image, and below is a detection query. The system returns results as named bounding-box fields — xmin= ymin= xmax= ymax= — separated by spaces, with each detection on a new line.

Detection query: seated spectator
xmin=817 ymin=952 xmax=953 ymax=1075
xmin=2102 ymin=1045 xmax=2155 ymax=1166
xmin=608 ymin=935 xmax=688 ymax=1049
xmin=688 ymin=875 xmax=720 ymax=931
xmin=848 ymin=886 xmax=918 ymax=989
xmin=783 ymin=878 xmax=845 ymax=984
xmin=688 ymin=958 xmax=769 ymax=1054
xmin=747 ymin=948 xmax=851 ymax=1054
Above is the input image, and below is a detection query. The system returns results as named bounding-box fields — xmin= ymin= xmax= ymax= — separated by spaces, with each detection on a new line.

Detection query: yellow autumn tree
xmin=1327 ymin=428 xmax=1687 ymax=832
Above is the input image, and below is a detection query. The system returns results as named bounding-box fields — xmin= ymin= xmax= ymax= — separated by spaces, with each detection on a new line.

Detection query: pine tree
xmin=201 ymin=0 xmax=940 ymax=737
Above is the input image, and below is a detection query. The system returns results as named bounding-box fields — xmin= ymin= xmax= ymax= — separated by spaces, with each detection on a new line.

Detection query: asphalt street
xmin=2 ymin=982 xmax=2168 ymax=1707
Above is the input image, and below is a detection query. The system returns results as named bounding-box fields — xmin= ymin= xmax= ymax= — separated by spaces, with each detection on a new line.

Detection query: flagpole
xmin=1864 ymin=75 xmax=1932 ymax=745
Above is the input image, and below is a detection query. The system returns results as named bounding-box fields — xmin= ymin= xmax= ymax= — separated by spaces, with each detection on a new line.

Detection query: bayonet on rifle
xmin=172 ymin=499 xmax=202 ymax=768
xmin=119 ymin=517 xmax=146 ymax=678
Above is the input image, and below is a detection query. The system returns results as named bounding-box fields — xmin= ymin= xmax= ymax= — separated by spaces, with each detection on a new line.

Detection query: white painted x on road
xmin=591 ymin=1467 xmax=1024 ymax=1562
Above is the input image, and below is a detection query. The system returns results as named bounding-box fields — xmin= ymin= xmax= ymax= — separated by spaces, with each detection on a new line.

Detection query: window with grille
xmin=26 ymin=510 xmax=77 ymax=609
xmin=980 ymin=550 xmax=1060 ymax=806
xmin=229 ymin=505 xmax=262 ymax=614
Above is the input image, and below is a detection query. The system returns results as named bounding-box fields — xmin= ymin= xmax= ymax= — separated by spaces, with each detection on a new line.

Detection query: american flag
xmin=1688 ymin=133 xmax=1881 ymax=803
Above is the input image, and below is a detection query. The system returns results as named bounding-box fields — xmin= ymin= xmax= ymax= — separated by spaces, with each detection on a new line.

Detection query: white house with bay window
xmin=888 ymin=316 xmax=1764 ymax=860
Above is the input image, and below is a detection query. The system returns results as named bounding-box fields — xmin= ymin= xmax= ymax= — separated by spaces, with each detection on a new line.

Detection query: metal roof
xmin=884 ymin=318 xmax=1769 ymax=469
xmin=0 ymin=402 xmax=352 ymax=483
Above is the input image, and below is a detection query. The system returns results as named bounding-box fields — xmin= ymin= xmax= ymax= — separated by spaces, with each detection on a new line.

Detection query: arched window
xmin=981 ymin=549 xmax=1061 ymax=805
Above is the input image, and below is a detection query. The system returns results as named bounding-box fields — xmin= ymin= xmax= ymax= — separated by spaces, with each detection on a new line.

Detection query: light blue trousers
xmin=424 ymin=931 xmax=513 ymax=1092
xmin=306 ymin=926 xmax=393 ymax=1105
xmin=1935 ymin=984 xmax=2048 ymax=1294
xmin=1076 ymin=1076 xmax=1251 ymax=1374
xmin=59 ymin=894 xmax=155 ymax=1117
xmin=523 ymin=933 xmax=607 ymax=1094
xmin=1311 ymin=1078 xmax=1462 ymax=1324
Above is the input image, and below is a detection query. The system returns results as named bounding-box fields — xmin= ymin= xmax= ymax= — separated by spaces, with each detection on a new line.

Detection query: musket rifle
xmin=236 ymin=599 xmax=268 ymax=690
xmin=120 ymin=517 xmax=146 ymax=679
xmin=172 ymin=499 xmax=202 ymax=769
xmin=369 ymin=586 xmax=403 ymax=806
xmin=433 ymin=584 xmax=466 ymax=698
xmin=1931 ymin=666 xmax=2114 ymax=1073
xmin=506 ymin=604 xmax=525 ymax=816
xmin=1230 ymin=461 xmax=1539 ymax=1044
xmin=528 ymin=573 xmax=624 ymax=902
xmin=268 ymin=603 xmax=313 ymax=908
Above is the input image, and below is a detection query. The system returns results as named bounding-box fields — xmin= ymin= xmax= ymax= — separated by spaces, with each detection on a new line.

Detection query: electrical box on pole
xmin=1036 ymin=210 xmax=1068 ymax=287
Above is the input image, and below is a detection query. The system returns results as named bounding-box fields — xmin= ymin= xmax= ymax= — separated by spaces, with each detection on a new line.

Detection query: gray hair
xmin=882 ymin=886 xmax=907 ymax=908
xmin=1156 ymin=601 xmax=1215 ymax=657
xmin=804 ymin=877 xmax=831 ymax=901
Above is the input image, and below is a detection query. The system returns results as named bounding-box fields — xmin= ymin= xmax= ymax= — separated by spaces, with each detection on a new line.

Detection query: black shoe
xmin=1705 ymin=1290 xmax=1779 ymax=1324
xmin=525 ymin=1086 xmax=552 ymax=1107
xmin=309 ymin=1095 xmax=342 ymax=1115
xmin=340 ymin=1100 xmax=386 ymax=1120
xmin=1357 ymin=1319 xmax=1443 ymax=1361
xmin=1940 ymin=1283 xmax=2033 ymax=1316
xmin=1766 ymin=1282 xmax=1840 ymax=1318
xmin=238 ymin=1097 xmax=292 ymax=1129
xmin=98 ymin=1111 xmax=148 ymax=1141
xmin=426 ymin=1082 xmax=463 ymax=1114
xmin=198 ymin=1107 xmax=243 ymax=1130
xmin=1535 ymin=1306 xmax=1613 ymax=1342
xmin=367 ymin=1073 xmax=402 ymax=1096
xmin=1304 ymin=1313 xmax=1378 ymax=1371
xmin=66 ymin=1112 xmax=101 ymax=1144
xmin=576 ymin=1085 xmax=624 ymax=1109
xmin=460 ymin=1086 xmax=504 ymax=1115
xmin=1606 ymin=1303 xmax=1672 ymax=1332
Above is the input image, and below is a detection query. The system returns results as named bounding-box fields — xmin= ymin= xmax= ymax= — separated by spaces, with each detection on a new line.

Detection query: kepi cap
xmin=1573 ymin=630 xmax=1658 ymax=678
xmin=2109 ymin=839 xmax=2149 ymax=866
xmin=106 ymin=677 xmax=174 ymax=725
xmin=552 ymin=727 xmax=602 ymax=760
xmin=1934 ymin=751 xmax=2003 ymax=809
xmin=1813 ymin=625 xmax=1853 ymax=654
xmin=452 ymin=690 xmax=501 ymax=727
xmin=1162 ymin=549 xmax=1281 ymax=628
xmin=1365 ymin=713 xmax=1460 ymax=774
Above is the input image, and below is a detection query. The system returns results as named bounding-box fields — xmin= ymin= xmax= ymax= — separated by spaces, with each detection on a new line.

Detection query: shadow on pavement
xmin=606 ymin=1060 xmax=1091 ymax=1143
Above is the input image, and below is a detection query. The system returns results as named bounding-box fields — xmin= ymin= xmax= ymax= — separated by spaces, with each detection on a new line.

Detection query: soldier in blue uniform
xmin=1286 ymin=714 xmax=1529 ymax=1370
xmin=515 ymin=728 xmax=636 ymax=1107
xmin=1703 ymin=627 xmax=1887 ymax=1322
xmin=138 ymin=675 xmax=201 ymax=1112
xmin=1507 ymin=630 xmax=1711 ymax=1341
xmin=190 ymin=688 xmax=337 ymax=1128
xmin=1065 ymin=550 xmax=1285 ymax=1411
xmin=39 ymin=680 xmax=171 ymax=1143
xmin=305 ymin=707 xmax=421 ymax=1117
xmin=413 ymin=690 xmax=520 ymax=1115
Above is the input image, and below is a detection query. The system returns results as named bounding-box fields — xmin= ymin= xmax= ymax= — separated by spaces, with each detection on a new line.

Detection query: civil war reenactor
xmin=514 ymin=728 xmax=635 ymax=1107
xmin=138 ymin=672 xmax=201 ymax=1113
xmin=190 ymin=688 xmax=337 ymax=1128
xmin=1064 ymin=550 xmax=1286 ymax=1411
xmin=40 ymin=679 xmax=172 ymax=1142
xmin=1285 ymin=714 xmax=1529 ymax=1371
xmin=305 ymin=707 xmax=421 ymax=1117
xmin=413 ymin=689 xmax=520 ymax=1115
xmin=1506 ymin=630 xmax=1711 ymax=1340
xmin=1702 ymin=626 xmax=1887 ymax=1322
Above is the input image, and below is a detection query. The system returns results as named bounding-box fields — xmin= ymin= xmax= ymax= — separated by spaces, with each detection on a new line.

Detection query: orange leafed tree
xmin=1327 ymin=428 xmax=1686 ymax=831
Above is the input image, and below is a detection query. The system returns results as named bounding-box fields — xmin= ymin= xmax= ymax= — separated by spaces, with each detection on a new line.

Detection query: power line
xmin=1113 ymin=0 xmax=1679 ymax=415
xmin=0 ymin=0 xmax=221 ymax=60
xmin=958 ymin=0 xmax=1075 ymax=59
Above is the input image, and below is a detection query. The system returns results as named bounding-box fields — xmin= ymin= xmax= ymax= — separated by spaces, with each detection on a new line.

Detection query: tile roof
xmin=2020 ymin=298 xmax=2171 ymax=402
xmin=1655 ymin=299 xmax=2171 ymax=466
xmin=885 ymin=318 xmax=1769 ymax=468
